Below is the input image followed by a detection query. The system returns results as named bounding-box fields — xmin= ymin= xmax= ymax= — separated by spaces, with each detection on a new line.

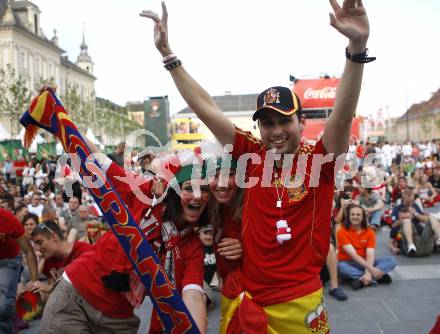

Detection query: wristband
xmin=164 ymin=59 xmax=182 ymax=71
xmin=345 ymin=47 xmax=376 ymax=63
xmin=162 ymin=53 xmax=176 ymax=63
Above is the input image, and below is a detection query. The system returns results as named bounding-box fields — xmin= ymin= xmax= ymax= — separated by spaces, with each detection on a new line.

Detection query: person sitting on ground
xmin=53 ymin=192 xmax=68 ymax=218
xmin=428 ymin=167 xmax=440 ymax=200
xmin=27 ymin=220 xmax=92 ymax=300
xmin=337 ymin=204 xmax=396 ymax=290
xmin=356 ymin=187 xmax=385 ymax=231
xmin=334 ymin=186 xmax=358 ymax=226
xmin=390 ymin=176 xmax=408 ymax=205
xmin=391 ymin=189 xmax=440 ymax=257
xmin=67 ymin=204 xmax=96 ymax=241
xmin=27 ymin=193 xmax=44 ymax=218
xmin=20 ymin=213 xmax=44 ymax=279
xmin=61 ymin=196 xmax=80 ymax=239
xmin=415 ymin=174 xmax=436 ymax=208
xmin=388 ymin=207 xmax=408 ymax=255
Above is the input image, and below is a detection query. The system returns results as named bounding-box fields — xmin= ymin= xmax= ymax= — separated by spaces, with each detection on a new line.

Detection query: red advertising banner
xmin=293 ymin=78 xmax=340 ymax=109
xmin=303 ymin=117 xmax=362 ymax=141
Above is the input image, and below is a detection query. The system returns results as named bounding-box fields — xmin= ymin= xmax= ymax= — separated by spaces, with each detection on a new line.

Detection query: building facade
xmin=175 ymin=93 xmax=258 ymax=149
xmin=387 ymin=89 xmax=440 ymax=143
xmin=0 ymin=0 xmax=95 ymax=136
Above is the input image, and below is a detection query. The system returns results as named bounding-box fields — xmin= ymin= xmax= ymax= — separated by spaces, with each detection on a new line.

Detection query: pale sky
xmin=36 ymin=0 xmax=440 ymax=119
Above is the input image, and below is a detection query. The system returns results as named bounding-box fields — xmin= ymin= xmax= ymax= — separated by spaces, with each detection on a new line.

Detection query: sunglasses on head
xmin=37 ymin=223 xmax=55 ymax=235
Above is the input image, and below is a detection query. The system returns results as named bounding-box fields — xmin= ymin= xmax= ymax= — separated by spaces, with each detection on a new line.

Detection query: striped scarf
xmin=20 ymin=89 xmax=200 ymax=334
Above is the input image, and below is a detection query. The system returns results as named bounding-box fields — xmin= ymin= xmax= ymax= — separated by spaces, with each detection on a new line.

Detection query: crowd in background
xmin=1 ymin=137 xmax=440 ymax=332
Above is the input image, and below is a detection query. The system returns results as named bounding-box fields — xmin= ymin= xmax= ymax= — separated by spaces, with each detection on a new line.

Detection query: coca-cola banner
xmin=294 ymin=78 xmax=340 ymax=109
xmin=303 ymin=117 xmax=362 ymax=141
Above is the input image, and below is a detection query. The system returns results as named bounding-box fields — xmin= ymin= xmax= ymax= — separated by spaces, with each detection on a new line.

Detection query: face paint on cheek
xmin=181 ymin=192 xmax=193 ymax=207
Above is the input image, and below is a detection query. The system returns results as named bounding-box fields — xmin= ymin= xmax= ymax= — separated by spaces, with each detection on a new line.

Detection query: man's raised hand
xmin=140 ymin=2 xmax=172 ymax=57
xmin=329 ymin=0 xmax=369 ymax=50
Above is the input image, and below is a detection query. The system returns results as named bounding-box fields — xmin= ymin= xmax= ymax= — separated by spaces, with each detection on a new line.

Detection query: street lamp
xmin=405 ymin=87 xmax=409 ymax=142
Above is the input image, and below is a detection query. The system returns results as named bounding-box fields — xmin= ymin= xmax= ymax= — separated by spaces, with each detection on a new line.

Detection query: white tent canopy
xmin=56 ymin=142 xmax=64 ymax=155
xmin=17 ymin=127 xmax=47 ymax=153
xmin=17 ymin=127 xmax=47 ymax=144
xmin=0 ymin=123 xmax=11 ymax=141
xmin=86 ymin=128 xmax=104 ymax=149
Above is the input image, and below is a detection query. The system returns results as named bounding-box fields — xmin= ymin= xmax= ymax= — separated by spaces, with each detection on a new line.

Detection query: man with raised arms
xmin=141 ymin=0 xmax=372 ymax=332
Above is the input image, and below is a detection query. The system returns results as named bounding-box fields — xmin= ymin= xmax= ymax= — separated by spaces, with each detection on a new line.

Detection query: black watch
xmin=345 ymin=47 xmax=376 ymax=63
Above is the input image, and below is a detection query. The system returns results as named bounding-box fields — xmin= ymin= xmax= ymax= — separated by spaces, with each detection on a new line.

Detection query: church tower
xmin=76 ymin=30 xmax=93 ymax=74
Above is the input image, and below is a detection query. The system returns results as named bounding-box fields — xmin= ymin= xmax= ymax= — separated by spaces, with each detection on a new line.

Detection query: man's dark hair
xmin=15 ymin=205 xmax=28 ymax=216
xmin=0 ymin=193 xmax=14 ymax=210
xmin=399 ymin=207 xmax=410 ymax=214
xmin=22 ymin=213 xmax=39 ymax=226
xmin=31 ymin=220 xmax=64 ymax=240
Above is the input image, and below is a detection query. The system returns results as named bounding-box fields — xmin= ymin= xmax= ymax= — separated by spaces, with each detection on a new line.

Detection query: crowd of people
xmin=2 ymin=134 xmax=440 ymax=332
xmin=1 ymin=1 xmax=440 ymax=333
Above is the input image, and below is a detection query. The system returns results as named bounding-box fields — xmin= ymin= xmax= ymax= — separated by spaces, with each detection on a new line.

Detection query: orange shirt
xmin=337 ymin=226 xmax=376 ymax=262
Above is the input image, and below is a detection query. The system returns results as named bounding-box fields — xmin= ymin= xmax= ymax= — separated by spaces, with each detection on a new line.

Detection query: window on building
xmin=20 ymin=51 xmax=25 ymax=70
xmin=34 ymin=14 xmax=39 ymax=35
xmin=35 ymin=58 xmax=40 ymax=77
xmin=303 ymin=108 xmax=333 ymax=119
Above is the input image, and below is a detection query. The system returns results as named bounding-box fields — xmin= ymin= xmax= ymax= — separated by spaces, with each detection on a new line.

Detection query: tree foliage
xmin=420 ymin=115 xmax=433 ymax=140
xmin=0 ymin=64 xmax=140 ymax=145
xmin=0 ymin=64 xmax=32 ymax=138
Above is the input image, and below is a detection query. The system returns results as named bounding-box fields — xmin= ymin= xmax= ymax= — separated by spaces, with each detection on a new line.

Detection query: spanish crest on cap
xmin=263 ymin=88 xmax=280 ymax=105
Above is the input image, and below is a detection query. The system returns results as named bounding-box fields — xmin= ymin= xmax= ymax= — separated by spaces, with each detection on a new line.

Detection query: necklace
xmin=274 ymin=171 xmax=289 ymax=210
xmin=274 ymin=171 xmax=292 ymax=245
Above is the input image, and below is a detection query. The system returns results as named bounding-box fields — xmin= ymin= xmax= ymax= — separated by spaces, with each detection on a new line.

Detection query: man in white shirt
xmin=381 ymin=141 xmax=393 ymax=169
xmin=27 ymin=193 xmax=44 ymax=218
xmin=402 ymin=142 xmax=412 ymax=157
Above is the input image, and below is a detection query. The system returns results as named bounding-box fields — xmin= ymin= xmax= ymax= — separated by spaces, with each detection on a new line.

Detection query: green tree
xmin=94 ymin=98 xmax=141 ymax=145
xmin=420 ymin=115 xmax=433 ymax=140
xmin=0 ymin=64 xmax=32 ymax=138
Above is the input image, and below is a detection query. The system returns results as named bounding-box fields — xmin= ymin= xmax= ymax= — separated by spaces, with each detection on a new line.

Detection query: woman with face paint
xmin=79 ymin=219 xmax=105 ymax=245
xmin=34 ymin=86 xmax=208 ymax=334
xmin=208 ymin=157 xmax=245 ymax=333
xmin=39 ymin=149 xmax=209 ymax=334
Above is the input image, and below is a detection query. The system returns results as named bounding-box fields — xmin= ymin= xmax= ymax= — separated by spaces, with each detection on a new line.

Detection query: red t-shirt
xmin=149 ymin=232 xmax=204 ymax=333
xmin=0 ymin=208 xmax=26 ymax=259
xmin=356 ymin=145 xmax=365 ymax=159
xmin=215 ymin=206 xmax=243 ymax=299
xmin=337 ymin=226 xmax=376 ymax=262
xmin=13 ymin=160 xmax=26 ymax=177
xmin=232 ymin=128 xmax=335 ymax=306
xmin=43 ymin=241 xmax=92 ymax=278
xmin=66 ymin=162 xmax=203 ymax=318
